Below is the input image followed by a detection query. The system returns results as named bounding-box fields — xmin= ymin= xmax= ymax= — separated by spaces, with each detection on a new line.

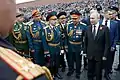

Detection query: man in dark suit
xmin=85 ymin=11 xmax=110 ymax=80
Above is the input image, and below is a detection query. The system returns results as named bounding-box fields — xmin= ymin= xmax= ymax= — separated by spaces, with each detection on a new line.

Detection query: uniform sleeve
xmin=84 ymin=29 xmax=88 ymax=54
xmin=112 ymin=22 xmax=119 ymax=48
xmin=42 ymin=29 xmax=49 ymax=52
xmin=104 ymin=27 xmax=110 ymax=57
xmin=25 ymin=25 xmax=34 ymax=50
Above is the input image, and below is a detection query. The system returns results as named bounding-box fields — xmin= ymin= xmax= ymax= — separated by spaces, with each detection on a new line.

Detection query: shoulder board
xmin=26 ymin=21 xmax=34 ymax=26
xmin=67 ymin=20 xmax=73 ymax=24
xmin=80 ymin=22 xmax=87 ymax=26
xmin=43 ymin=25 xmax=49 ymax=29
xmin=0 ymin=47 xmax=52 ymax=80
xmin=67 ymin=22 xmax=73 ymax=25
xmin=23 ymin=22 xmax=27 ymax=25
xmin=45 ymin=22 xmax=49 ymax=25
xmin=55 ymin=23 xmax=59 ymax=26
xmin=40 ymin=20 xmax=46 ymax=24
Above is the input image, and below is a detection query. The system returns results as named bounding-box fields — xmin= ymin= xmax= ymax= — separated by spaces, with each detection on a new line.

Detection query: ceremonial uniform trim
xmin=42 ymin=66 xmax=53 ymax=80
xmin=44 ymin=25 xmax=54 ymax=42
xmin=68 ymin=30 xmax=74 ymax=37
xmin=0 ymin=46 xmax=53 ymax=80
xmin=33 ymin=40 xmax=42 ymax=42
xmin=12 ymin=23 xmax=22 ymax=40
xmin=48 ymin=42 xmax=60 ymax=47
xmin=30 ymin=25 xmax=40 ymax=38
xmin=26 ymin=21 xmax=34 ymax=26
xmin=15 ymin=41 xmax=27 ymax=44
xmin=80 ymin=22 xmax=87 ymax=26
xmin=69 ymin=41 xmax=82 ymax=45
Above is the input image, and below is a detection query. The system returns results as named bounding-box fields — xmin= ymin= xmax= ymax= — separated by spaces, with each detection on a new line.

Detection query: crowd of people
xmin=19 ymin=0 xmax=119 ymax=20
xmin=0 ymin=0 xmax=120 ymax=80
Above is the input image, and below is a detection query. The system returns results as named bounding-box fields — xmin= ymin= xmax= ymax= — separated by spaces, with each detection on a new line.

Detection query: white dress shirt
xmin=50 ymin=24 xmax=54 ymax=29
xmin=102 ymin=18 xmax=110 ymax=29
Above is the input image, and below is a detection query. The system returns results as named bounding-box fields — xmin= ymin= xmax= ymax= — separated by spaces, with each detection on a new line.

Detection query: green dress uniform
xmin=59 ymin=23 xmax=68 ymax=70
xmin=43 ymin=24 xmax=61 ymax=76
xmin=67 ymin=22 xmax=87 ymax=75
xmin=8 ymin=22 xmax=32 ymax=58
xmin=29 ymin=20 xmax=46 ymax=66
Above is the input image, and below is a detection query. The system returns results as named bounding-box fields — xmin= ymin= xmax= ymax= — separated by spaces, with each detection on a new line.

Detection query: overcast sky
xmin=16 ymin=0 xmax=35 ymax=4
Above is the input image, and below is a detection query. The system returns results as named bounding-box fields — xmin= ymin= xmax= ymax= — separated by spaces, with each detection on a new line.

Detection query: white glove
xmin=44 ymin=51 xmax=49 ymax=54
xmin=60 ymin=50 xmax=64 ymax=55
xmin=81 ymin=51 xmax=86 ymax=57
xmin=102 ymin=57 xmax=107 ymax=60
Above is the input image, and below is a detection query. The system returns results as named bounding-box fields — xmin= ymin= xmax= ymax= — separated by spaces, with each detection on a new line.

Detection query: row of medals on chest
xmin=69 ymin=26 xmax=82 ymax=38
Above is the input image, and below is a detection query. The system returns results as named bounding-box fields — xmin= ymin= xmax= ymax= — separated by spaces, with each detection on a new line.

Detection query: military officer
xmin=108 ymin=6 xmax=120 ymax=71
xmin=43 ymin=11 xmax=63 ymax=79
xmin=66 ymin=10 xmax=87 ymax=79
xmin=57 ymin=11 xmax=68 ymax=72
xmin=29 ymin=10 xmax=46 ymax=66
xmin=7 ymin=12 xmax=33 ymax=59
xmin=100 ymin=8 xmax=118 ymax=80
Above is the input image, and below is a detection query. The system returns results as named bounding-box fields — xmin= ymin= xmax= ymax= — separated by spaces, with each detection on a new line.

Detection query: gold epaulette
xmin=67 ymin=20 xmax=73 ymax=24
xmin=55 ymin=23 xmax=60 ymax=27
xmin=42 ymin=66 xmax=53 ymax=80
xmin=0 ymin=47 xmax=52 ymax=80
xmin=26 ymin=21 xmax=34 ymax=26
xmin=41 ymin=20 xmax=46 ymax=24
xmin=23 ymin=22 xmax=27 ymax=26
xmin=80 ymin=22 xmax=87 ymax=26
xmin=45 ymin=22 xmax=49 ymax=25
xmin=43 ymin=25 xmax=49 ymax=29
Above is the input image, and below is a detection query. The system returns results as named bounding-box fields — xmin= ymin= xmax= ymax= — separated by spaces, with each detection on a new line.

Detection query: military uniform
xmin=115 ymin=19 xmax=120 ymax=70
xmin=29 ymin=20 xmax=46 ymax=66
xmin=8 ymin=21 xmax=33 ymax=58
xmin=59 ymin=23 xmax=68 ymax=70
xmin=29 ymin=10 xmax=47 ymax=66
xmin=57 ymin=12 xmax=68 ymax=72
xmin=44 ymin=24 xmax=61 ymax=74
xmin=67 ymin=22 xmax=87 ymax=74
xmin=108 ymin=6 xmax=120 ymax=71
xmin=67 ymin=10 xmax=87 ymax=78
xmin=43 ymin=11 xmax=62 ymax=79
